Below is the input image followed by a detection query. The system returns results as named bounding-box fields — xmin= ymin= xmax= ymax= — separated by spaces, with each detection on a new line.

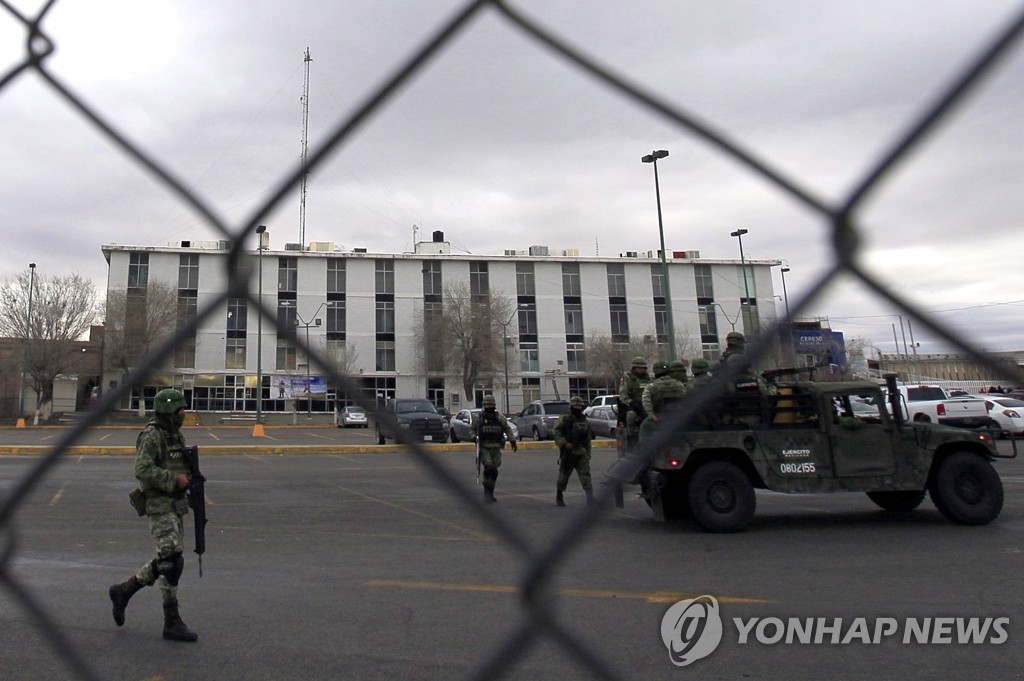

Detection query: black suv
xmin=376 ymin=398 xmax=449 ymax=445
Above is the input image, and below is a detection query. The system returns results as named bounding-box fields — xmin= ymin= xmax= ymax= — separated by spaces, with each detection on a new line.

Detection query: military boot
xmin=484 ymin=486 xmax=497 ymax=503
xmin=585 ymin=488 xmax=596 ymax=508
xmin=556 ymin=491 xmax=566 ymax=507
xmin=108 ymin=576 xmax=144 ymax=627
xmin=162 ymin=600 xmax=198 ymax=642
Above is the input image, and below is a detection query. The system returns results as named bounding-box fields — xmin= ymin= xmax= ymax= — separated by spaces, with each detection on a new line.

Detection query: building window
xmin=564 ymin=302 xmax=584 ymax=337
xmin=376 ymin=341 xmax=396 ymax=372
xmin=519 ymin=342 xmax=539 ymax=372
xmin=278 ymin=257 xmax=297 ymax=293
xmin=609 ymin=303 xmax=629 ymax=343
xmin=518 ymin=305 xmax=538 ymax=336
xmin=470 ymin=261 xmax=489 ymax=298
xmin=227 ymin=298 xmax=247 ymax=335
xmin=694 ymin=264 xmax=714 ymax=299
xmin=175 ymin=295 xmax=197 ymax=369
xmin=424 ymin=301 xmax=444 ymax=373
xmin=516 ymin=262 xmax=535 ymax=297
xmin=178 ymin=254 xmax=199 ymax=291
xmin=326 ymin=339 xmax=347 ymax=367
xmin=654 ymin=303 xmax=667 ymax=343
xmin=607 ymin=263 xmax=626 ymax=298
xmin=522 ymin=377 xmax=540 ymax=405
xmin=566 ymin=343 xmax=586 ymax=373
xmin=277 ymin=339 xmax=297 ymax=370
xmin=128 ymin=253 xmax=149 ymax=290
xmin=698 ymin=304 xmax=718 ymax=343
xmin=562 ymin=262 xmax=581 ymax=297
xmin=327 ymin=259 xmax=346 ymax=294
xmin=651 ymin=264 xmax=665 ymax=299
xmin=422 ymin=260 xmax=442 ymax=297
xmin=701 ymin=343 xmax=720 ymax=362
xmin=327 ymin=300 xmax=346 ymax=340
xmin=277 ymin=299 xmax=297 ymax=340
xmin=375 ymin=260 xmax=394 ymax=295
xmin=376 ymin=300 xmax=395 ymax=335
xmin=225 ymin=338 xmax=246 ymax=370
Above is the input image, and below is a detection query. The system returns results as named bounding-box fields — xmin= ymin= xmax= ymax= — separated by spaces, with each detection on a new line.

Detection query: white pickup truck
xmin=891 ymin=384 xmax=990 ymax=428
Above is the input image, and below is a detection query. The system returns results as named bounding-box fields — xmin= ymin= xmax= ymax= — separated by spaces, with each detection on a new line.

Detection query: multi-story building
xmin=101 ymin=232 xmax=780 ymax=415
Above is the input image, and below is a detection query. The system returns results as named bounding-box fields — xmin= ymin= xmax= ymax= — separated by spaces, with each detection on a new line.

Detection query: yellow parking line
xmin=364 ymin=579 xmax=775 ymax=604
xmin=333 ymin=485 xmax=494 ymax=542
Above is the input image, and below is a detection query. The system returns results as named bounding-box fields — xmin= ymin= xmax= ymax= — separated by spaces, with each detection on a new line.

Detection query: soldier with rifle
xmin=617 ymin=356 xmax=650 ymax=453
xmin=108 ymin=389 xmax=206 ymax=642
xmin=470 ymin=395 xmax=517 ymax=503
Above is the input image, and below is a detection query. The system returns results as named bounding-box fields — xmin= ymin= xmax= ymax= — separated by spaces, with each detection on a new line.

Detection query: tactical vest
xmin=477 ymin=411 xmax=505 ymax=447
xmin=137 ymin=424 xmax=189 ymax=496
xmin=561 ymin=414 xmax=590 ymax=446
xmin=651 ymin=377 xmax=686 ymax=414
xmin=732 ymin=373 xmax=761 ymax=393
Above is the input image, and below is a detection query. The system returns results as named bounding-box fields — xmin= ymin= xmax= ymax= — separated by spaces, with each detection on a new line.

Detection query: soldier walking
xmin=470 ymin=394 xmax=517 ymax=503
xmin=108 ymin=389 xmax=198 ymax=642
xmin=553 ymin=396 xmax=594 ymax=507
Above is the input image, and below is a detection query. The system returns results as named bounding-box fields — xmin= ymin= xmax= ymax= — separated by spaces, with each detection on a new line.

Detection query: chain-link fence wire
xmin=3 ymin=0 xmax=1024 ymax=678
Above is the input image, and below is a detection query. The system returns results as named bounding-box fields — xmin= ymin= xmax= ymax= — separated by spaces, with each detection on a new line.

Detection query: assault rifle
xmin=181 ymin=446 xmax=208 ymax=576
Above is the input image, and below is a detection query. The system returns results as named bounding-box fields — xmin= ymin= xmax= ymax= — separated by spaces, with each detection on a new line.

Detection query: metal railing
xmin=2 ymin=1 xmax=1024 ymax=679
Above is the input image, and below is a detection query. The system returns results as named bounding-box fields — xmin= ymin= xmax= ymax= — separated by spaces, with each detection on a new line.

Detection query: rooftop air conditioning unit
xmin=528 ymin=245 xmax=549 ymax=256
xmin=284 ymin=243 xmax=303 ymax=251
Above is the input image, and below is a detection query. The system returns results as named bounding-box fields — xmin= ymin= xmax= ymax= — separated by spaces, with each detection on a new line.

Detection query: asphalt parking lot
xmin=1 ymin=429 xmax=1022 ymax=680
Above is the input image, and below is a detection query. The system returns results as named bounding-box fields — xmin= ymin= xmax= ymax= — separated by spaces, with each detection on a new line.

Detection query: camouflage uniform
xmin=108 ymin=389 xmax=198 ymax=642
xmin=718 ymin=331 xmax=746 ymax=368
xmin=669 ymin=360 xmax=689 ymax=385
xmin=640 ymin=361 xmax=686 ymax=441
xmin=553 ymin=397 xmax=594 ymax=506
xmin=471 ymin=395 xmax=517 ymax=503
xmin=618 ymin=357 xmax=650 ymax=450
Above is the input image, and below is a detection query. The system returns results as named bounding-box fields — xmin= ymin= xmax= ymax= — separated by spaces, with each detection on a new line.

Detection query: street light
xmin=730 ymin=228 xmax=750 ymax=334
xmin=17 ymin=263 xmax=36 ymax=427
xmin=780 ymin=265 xmax=796 ymax=364
xmin=641 ymin=149 xmax=677 ymax=361
xmin=498 ymin=306 xmax=521 ymax=414
xmin=255 ymin=225 xmax=267 ymax=434
xmin=295 ymin=302 xmax=326 ymax=418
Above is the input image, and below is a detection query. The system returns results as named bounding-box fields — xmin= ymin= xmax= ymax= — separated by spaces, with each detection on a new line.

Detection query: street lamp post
xmin=780 ymin=265 xmax=796 ymax=364
xmin=641 ymin=149 xmax=676 ymax=361
xmin=296 ymin=302 xmax=326 ymax=419
xmin=498 ymin=306 xmax=520 ymax=414
xmin=730 ymin=228 xmax=750 ymax=334
xmin=255 ymin=226 xmax=267 ymax=434
xmin=17 ymin=263 xmax=36 ymax=427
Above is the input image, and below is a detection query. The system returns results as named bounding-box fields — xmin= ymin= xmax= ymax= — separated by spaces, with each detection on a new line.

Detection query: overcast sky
xmin=2 ymin=1 xmax=1022 ymax=355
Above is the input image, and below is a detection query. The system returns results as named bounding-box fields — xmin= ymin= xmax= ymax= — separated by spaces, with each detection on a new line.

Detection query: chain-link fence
xmin=3 ymin=1 xmax=1024 ymax=679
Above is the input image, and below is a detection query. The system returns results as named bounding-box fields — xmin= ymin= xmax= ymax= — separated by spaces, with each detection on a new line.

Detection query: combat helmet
xmin=652 ymin=359 xmax=671 ymax=378
xmin=631 ymin=356 xmax=647 ymax=368
xmin=725 ymin=331 xmax=745 ymax=347
xmin=482 ymin=394 xmax=496 ymax=407
xmin=691 ymin=358 xmax=711 ymax=376
xmin=569 ymin=396 xmax=586 ymax=407
xmin=154 ymin=389 xmax=186 ymax=414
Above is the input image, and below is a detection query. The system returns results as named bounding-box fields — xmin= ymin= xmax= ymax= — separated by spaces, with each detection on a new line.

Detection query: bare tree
xmin=432 ymin=282 xmax=515 ymax=403
xmin=0 ymin=271 xmax=97 ymax=421
xmin=103 ymin=281 xmax=179 ymax=407
xmin=584 ymin=332 xmax=660 ymax=391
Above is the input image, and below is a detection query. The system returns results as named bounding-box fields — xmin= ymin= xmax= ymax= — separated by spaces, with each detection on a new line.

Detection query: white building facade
xmin=102 ymin=234 xmax=779 ymax=414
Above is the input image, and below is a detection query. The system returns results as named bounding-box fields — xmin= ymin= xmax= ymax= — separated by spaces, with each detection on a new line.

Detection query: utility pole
xmin=298 ymin=47 xmax=312 ymax=247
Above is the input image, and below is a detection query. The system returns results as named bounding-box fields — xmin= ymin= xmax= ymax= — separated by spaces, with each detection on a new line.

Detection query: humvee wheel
xmin=866 ymin=490 xmax=926 ymax=513
xmin=688 ymin=462 xmax=755 ymax=533
xmin=929 ymin=452 xmax=1004 ymax=525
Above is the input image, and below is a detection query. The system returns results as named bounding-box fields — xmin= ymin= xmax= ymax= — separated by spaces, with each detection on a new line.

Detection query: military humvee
xmin=623 ymin=373 xmax=1015 ymax=533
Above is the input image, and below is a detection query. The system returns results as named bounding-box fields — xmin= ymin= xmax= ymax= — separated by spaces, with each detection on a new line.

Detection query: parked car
xmin=584 ymin=394 xmax=619 ymax=416
xmin=376 ymin=398 xmax=449 ymax=444
xmin=449 ymin=408 xmax=519 ymax=443
xmin=514 ymin=400 xmax=571 ymax=440
xmin=337 ymin=405 xmax=368 ymax=428
xmin=435 ymin=406 xmax=452 ymax=422
xmin=586 ymin=406 xmax=618 ymax=439
xmin=984 ymin=397 xmax=1024 ymax=436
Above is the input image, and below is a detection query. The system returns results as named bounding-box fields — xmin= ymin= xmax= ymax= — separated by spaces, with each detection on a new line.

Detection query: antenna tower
xmin=298 ymin=47 xmax=313 ymax=247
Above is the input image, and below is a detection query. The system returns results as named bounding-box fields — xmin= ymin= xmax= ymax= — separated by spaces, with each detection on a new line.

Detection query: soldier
xmin=640 ymin=361 xmax=687 ymax=441
xmin=470 ymin=394 xmax=517 ymax=503
xmin=688 ymin=357 xmax=712 ymax=387
xmin=108 ymin=389 xmax=198 ymax=642
xmin=553 ymin=396 xmax=594 ymax=507
xmin=669 ymin=359 xmax=689 ymax=385
xmin=617 ymin=356 xmax=650 ymax=452
xmin=719 ymin=331 xmax=746 ymax=366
